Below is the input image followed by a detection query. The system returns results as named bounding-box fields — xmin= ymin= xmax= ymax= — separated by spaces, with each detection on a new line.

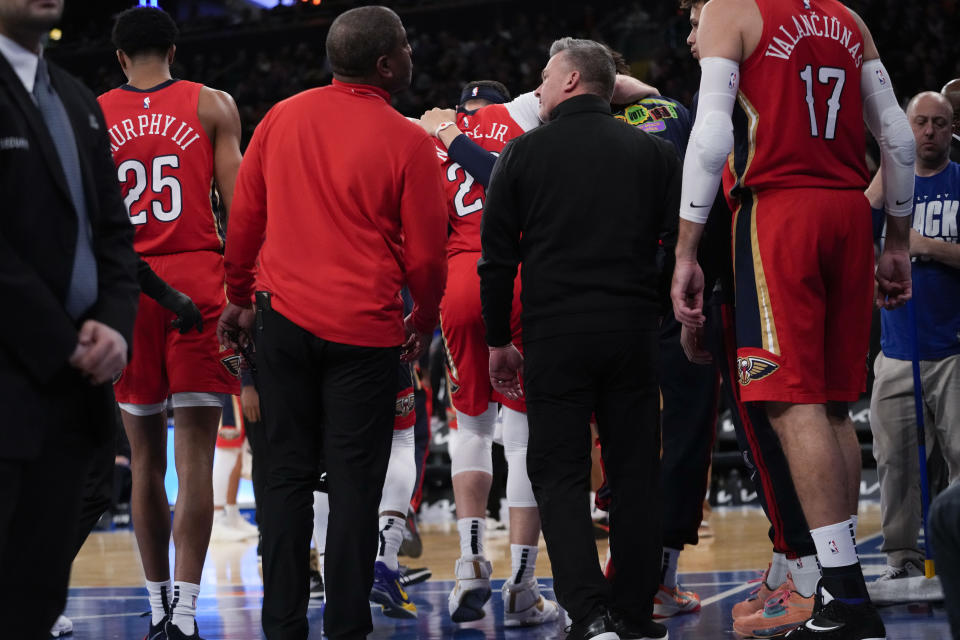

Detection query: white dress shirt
xmin=0 ymin=32 xmax=40 ymax=94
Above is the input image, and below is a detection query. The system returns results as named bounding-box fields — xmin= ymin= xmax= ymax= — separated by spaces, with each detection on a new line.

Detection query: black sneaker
xmin=164 ymin=620 xmax=203 ymax=640
xmin=609 ymin=610 xmax=668 ymax=640
xmin=399 ymin=510 xmax=423 ymax=558
xmin=784 ymin=591 xmax=886 ymax=639
xmin=565 ymin=608 xmax=620 ymax=640
xmin=310 ymin=569 xmax=325 ymax=599
xmin=142 ymin=615 xmax=167 ymax=640
xmin=398 ymin=565 xmax=431 ymax=587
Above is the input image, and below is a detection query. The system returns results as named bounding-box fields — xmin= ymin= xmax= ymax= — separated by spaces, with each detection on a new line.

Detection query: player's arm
xmin=420 ymin=108 xmax=499 ymax=188
xmin=137 ymin=258 xmax=203 ymax=333
xmin=200 ymin=87 xmax=243 ymax=224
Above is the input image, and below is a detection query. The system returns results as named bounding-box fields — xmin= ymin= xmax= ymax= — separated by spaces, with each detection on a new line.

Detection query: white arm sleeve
xmin=680 ymin=57 xmax=739 ymax=223
xmin=505 ymin=92 xmax=541 ymax=132
xmin=861 ymin=59 xmax=915 ymax=217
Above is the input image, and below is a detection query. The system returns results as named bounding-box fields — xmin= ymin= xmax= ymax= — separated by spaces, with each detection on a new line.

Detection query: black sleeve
xmin=85 ymin=90 xmax=139 ymax=347
xmin=137 ymin=258 xmax=170 ymax=301
xmin=478 ymin=140 xmax=522 ymax=347
xmin=447 ymin=134 xmax=498 ymax=188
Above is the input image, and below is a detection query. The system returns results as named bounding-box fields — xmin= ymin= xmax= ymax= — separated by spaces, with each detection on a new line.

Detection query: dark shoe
xmin=610 ymin=610 xmax=668 ymax=639
xmin=565 ymin=608 xmax=620 ymax=640
xmin=142 ymin=615 xmax=167 ymax=640
xmin=310 ymin=569 xmax=325 ymax=599
xmin=370 ymin=561 xmax=418 ymax=619
xmin=398 ymin=564 xmax=431 ymax=587
xmin=399 ymin=510 xmax=423 ymax=558
xmin=784 ymin=589 xmax=886 ymax=639
xmin=164 ymin=620 xmax=203 ymax=640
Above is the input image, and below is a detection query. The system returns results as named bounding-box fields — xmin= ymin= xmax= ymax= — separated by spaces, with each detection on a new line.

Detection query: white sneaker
xmin=448 ymin=555 xmax=492 ymax=623
xmin=210 ymin=509 xmax=254 ymax=543
xmin=502 ymin=579 xmax=560 ymax=627
xmin=224 ymin=508 xmax=259 ymax=538
xmin=50 ymin=614 xmax=73 ymax=637
xmin=875 ymin=560 xmax=924 ymax=581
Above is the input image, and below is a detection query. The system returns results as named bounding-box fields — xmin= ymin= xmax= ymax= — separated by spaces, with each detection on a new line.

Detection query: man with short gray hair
xmin=480 ymin=38 xmax=677 ymax=640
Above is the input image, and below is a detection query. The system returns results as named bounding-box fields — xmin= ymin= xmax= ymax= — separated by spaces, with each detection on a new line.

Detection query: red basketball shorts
xmin=217 ymin=394 xmax=246 ymax=449
xmin=395 ymin=363 xmax=415 ymax=431
xmin=114 ymin=250 xmax=241 ymax=405
xmin=732 ymin=188 xmax=873 ymax=404
xmin=440 ymin=251 xmax=524 ymax=416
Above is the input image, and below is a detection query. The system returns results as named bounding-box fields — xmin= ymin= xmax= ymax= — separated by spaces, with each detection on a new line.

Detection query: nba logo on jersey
xmin=143 ymin=97 xmax=151 ymax=109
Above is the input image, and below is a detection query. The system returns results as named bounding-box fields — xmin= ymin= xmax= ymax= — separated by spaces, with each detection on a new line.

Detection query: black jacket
xmin=479 ymin=94 xmax=680 ymax=346
xmin=0 ymin=53 xmax=138 ymax=460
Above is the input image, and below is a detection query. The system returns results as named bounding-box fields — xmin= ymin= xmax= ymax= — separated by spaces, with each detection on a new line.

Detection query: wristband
xmin=434 ymin=121 xmax=457 ymax=137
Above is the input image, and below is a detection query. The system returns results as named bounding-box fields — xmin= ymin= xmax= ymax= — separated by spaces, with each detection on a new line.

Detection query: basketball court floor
xmin=66 ymin=502 xmax=952 ymax=639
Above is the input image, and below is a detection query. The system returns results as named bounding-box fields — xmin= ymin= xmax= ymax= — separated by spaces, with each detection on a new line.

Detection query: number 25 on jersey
xmin=118 ymin=154 xmax=183 ymax=225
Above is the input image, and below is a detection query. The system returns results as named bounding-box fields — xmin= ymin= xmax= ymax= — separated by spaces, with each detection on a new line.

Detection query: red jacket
xmin=225 ymin=80 xmax=448 ymax=347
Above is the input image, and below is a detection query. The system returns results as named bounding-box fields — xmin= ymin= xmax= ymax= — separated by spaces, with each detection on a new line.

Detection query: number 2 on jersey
xmin=799 ymin=65 xmax=845 ymax=140
xmin=118 ymin=154 xmax=183 ymax=225
xmin=446 ymin=162 xmax=483 ymax=217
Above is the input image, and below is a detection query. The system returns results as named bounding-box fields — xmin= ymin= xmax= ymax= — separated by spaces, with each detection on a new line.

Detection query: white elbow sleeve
xmin=680 ymin=57 xmax=739 ymax=223
xmin=862 ymin=60 xmax=915 ymax=217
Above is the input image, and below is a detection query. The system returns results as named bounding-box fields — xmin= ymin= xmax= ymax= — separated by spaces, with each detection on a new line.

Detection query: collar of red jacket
xmin=331 ymin=78 xmax=390 ymax=102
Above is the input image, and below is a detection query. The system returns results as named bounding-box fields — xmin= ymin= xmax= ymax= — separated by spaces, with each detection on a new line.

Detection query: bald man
xmin=941 ymin=78 xmax=960 ymax=162
xmin=866 ymin=90 xmax=960 ymax=583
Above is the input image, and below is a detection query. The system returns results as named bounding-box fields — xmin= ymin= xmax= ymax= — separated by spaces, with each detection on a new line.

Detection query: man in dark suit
xmin=0 ymin=0 xmax=139 ymax=637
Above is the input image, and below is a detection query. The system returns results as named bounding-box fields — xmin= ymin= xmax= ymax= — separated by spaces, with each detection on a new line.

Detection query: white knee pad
xmin=379 ymin=427 xmax=417 ymax=515
xmin=450 ymin=404 xmax=497 ymax=477
xmin=501 ymin=407 xmax=537 ymax=508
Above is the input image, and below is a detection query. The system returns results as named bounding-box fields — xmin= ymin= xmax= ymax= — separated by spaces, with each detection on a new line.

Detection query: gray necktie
xmin=33 ymin=57 xmax=98 ymax=319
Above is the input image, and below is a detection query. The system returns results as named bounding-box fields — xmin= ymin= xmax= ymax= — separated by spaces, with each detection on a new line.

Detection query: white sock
xmin=313 ymin=491 xmax=329 ymax=554
xmin=661 ymin=547 xmax=681 ymax=589
xmin=789 ymin=554 xmax=821 ymax=598
xmin=811 ymin=520 xmax=859 ymax=569
xmin=510 ymin=544 xmax=538 ymax=585
xmin=146 ymin=578 xmax=171 ymax=625
xmin=170 ymin=581 xmax=200 ymax=634
xmin=376 ymin=515 xmax=404 ymax=571
xmin=458 ymin=517 xmax=486 ymax=558
xmin=212 ymin=447 xmax=239 ymax=508
xmin=766 ymin=552 xmax=788 ymax=589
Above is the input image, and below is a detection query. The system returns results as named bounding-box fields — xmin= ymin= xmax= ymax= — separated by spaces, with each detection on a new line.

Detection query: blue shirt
xmin=876 ymin=162 xmax=960 ymax=360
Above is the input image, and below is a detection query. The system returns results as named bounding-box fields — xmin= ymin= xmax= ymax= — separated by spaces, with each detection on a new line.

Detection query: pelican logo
xmin=396 ymin=392 xmax=415 ymax=418
xmin=221 ymin=354 xmax=243 ymax=378
xmin=143 ymin=96 xmax=151 ymax=109
xmin=736 ymin=356 xmax=779 ymax=386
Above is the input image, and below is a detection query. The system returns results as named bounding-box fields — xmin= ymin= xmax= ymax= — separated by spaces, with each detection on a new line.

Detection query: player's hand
xmin=241 ymin=385 xmax=261 ymax=423
xmin=681 ymin=324 xmax=713 ymax=365
xmin=489 ymin=343 xmax=524 ymax=401
xmin=875 ymin=248 xmax=912 ymax=310
xmin=671 ymin=258 xmax=706 ymax=328
xmin=401 ymin=314 xmax=430 ymax=363
xmin=419 ymin=107 xmax=457 ymax=136
xmin=157 ymin=287 xmax=203 ymax=334
xmin=218 ymin=302 xmax=255 ymax=349
xmin=69 ymin=320 xmax=128 ymax=385
xmin=612 ymin=74 xmax=659 ymax=104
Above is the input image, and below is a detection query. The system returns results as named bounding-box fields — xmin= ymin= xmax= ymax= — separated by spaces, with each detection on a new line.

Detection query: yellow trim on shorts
xmin=749 ymin=192 xmax=780 ymax=356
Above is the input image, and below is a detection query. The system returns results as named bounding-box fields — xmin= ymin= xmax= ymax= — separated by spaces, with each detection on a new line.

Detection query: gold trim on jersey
xmin=749 ymin=192 xmax=780 ymax=356
xmin=737 ymin=92 xmax=760 ymax=189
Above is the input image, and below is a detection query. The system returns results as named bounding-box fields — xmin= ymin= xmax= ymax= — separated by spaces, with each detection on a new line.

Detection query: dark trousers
xmin=525 ymin=330 xmax=661 ymax=624
xmin=246 ymin=415 xmax=266 ymax=527
xmin=659 ymin=314 xmax=719 ymax=550
xmin=73 ymin=434 xmax=117 ymax=556
xmin=0 ymin=436 xmax=92 ymax=639
xmin=930 ymin=482 xmax=960 ymax=639
xmin=706 ymin=301 xmax=815 ymax=557
xmin=255 ymin=301 xmax=399 ymax=640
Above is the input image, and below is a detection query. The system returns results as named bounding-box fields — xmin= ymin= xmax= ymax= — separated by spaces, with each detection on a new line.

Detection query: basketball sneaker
xmin=733 ymin=578 xmax=815 ymax=638
xmin=502 ymin=578 xmax=560 ymax=627
xmin=370 ymin=561 xmax=417 ymax=619
xmin=873 ymin=559 xmax=923 ymax=582
xmin=398 ymin=510 xmax=423 ymax=558
xmin=652 ymin=584 xmax=700 ymax=618
xmin=448 ymin=555 xmax=492 ymax=622
xmin=164 ymin=620 xmax=203 ymax=640
xmin=398 ymin=565 xmax=431 ymax=587
xmin=733 ymin=567 xmax=780 ymax=620
xmin=50 ymin=614 xmax=73 ymax=637
xmin=609 ymin=610 xmax=670 ymax=639
xmin=783 ymin=585 xmax=886 ymax=639
xmin=143 ymin=616 xmax=167 ymax=640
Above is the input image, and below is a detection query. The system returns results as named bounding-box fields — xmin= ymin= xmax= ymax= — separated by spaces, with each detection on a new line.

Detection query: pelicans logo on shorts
xmin=396 ymin=392 xmax=415 ymax=418
xmin=736 ymin=356 xmax=779 ymax=386
xmin=220 ymin=354 xmax=243 ymax=378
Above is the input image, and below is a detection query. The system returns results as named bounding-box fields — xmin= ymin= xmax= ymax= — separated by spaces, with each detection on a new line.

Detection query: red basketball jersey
xmin=722 ymin=0 xmax=869 ymax=200
xmin=438 ymin=99 xmax=537 ymax=257
xmin=98 ymin=80 xmax=221 ymax=256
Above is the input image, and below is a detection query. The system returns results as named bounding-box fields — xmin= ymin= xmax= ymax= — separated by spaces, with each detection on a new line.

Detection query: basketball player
xmin=671 ymin=1 xmax=914 ymax=638
xmin=98 ymin=7 xmax=243 ymax=640
xmin=211 ymin=394 xmax=258 ymax=542
xmin=420 ymin=83 xmax=561 ymax=627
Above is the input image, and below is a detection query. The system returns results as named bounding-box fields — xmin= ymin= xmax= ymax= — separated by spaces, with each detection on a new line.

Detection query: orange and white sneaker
xmin=732 ymin=578 xmax=815 ymax=639
xmin=653 ymin=584 xmax=701 ymax=618
xmin=733 ymin=567 xmax=780 ymax=621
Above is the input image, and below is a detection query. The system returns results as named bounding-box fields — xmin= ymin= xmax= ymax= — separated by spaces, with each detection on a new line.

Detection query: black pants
xmin=525 ymin=330 xmax=661 ymax=624
xmin=706 ymin=301 xmax=815 ymax=557
xmin=659 ymin=314 xmax=719 ymax=550
xmin=0 ymin=435 xmax=92 ymax=640
xmin=255 ymin=300 xmax=399 ymax=640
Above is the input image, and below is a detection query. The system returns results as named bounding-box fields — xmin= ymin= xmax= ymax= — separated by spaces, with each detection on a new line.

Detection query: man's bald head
xmin=326 ymin=6 xmax=408 ymax=85
xmin=907 ymin=91 xmax=953 ymax=121
xmin=907 ymin=91 xmax=953 ymax=172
